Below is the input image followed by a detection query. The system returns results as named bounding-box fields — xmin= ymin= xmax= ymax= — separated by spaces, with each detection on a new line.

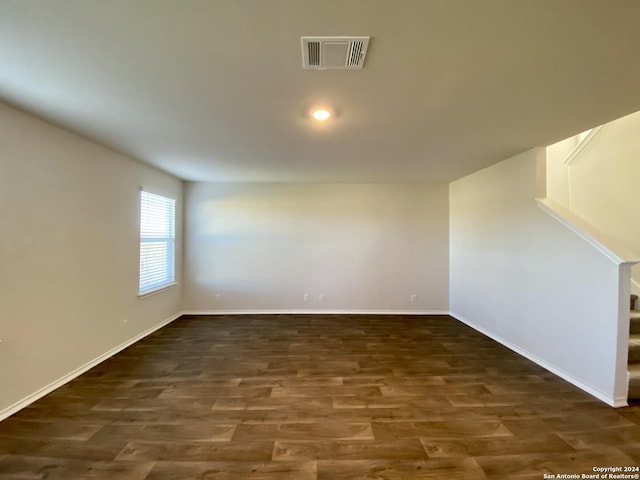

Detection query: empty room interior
xmin=2 ymin=1 xmax=640 ymax=478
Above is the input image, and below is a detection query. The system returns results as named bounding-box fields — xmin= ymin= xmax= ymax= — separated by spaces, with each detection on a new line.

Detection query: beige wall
xmin=0 ymin=102 xmax=183 ymax=416
xmin=450 ymin=148 xmax=628 ymax=406
xmin=184 ymin=182 xmax=449 ymax=312
xmin=3 ymin=95 xmax=635 ymax=415
xmin=547 ymin=110 xmax=640 ymax=291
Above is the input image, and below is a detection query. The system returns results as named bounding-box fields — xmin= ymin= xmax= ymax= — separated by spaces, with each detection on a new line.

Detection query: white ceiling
xmin=1 ymin=0 xmax=639 ymax=183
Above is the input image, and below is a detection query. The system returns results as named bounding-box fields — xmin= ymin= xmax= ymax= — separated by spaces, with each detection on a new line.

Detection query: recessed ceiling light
xmin=311 ymin=108 xmax=331 ymax=121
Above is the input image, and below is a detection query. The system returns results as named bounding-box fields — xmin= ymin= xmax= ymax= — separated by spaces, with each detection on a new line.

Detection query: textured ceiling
xmin=1 ymin=0 xmax=639 ymax=182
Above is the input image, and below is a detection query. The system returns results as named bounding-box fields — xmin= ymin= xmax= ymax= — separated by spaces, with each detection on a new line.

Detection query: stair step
xmin=632 ymin=311 xmax=640 ymax=334
xmin=633 ymin=294 xmax=639 ymax=310
xmin=630 ymin=383 xmax=640 ymax=400
xmin=629 ymin=365 xmax=640 ymax=400
xmin=629 ymin=335 xmax=640 ymax=363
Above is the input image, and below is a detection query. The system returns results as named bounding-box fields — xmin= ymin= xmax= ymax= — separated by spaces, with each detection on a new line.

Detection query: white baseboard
xmin=450 ymin=311 xmax=626 ymax=408
xmin=0 ymin=311 xmax=183 ymax=422
xmin=181 ymin=309 xmax=450 ymax=316
xmin=6 ymin=309 xmax=621 ymax=422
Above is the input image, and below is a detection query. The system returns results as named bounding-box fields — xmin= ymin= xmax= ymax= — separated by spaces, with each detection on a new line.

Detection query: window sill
xmin=138 ymin=282 xmax=179 ymax=299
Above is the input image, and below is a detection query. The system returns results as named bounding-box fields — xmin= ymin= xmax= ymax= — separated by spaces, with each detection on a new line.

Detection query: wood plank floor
xmin=1 ymin=314 xmax=639 ymax=479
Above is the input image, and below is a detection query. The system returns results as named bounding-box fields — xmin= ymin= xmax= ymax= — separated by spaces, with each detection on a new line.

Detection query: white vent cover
xmin=301 ymin=36 xmax=370 ymax=69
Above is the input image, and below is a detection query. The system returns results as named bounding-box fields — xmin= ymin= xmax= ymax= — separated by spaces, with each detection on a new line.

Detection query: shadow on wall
xmin=546 ymin=109 xmax=640 ymax=294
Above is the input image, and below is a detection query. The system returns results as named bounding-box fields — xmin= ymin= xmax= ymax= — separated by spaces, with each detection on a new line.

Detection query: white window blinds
xmin=139 ymin=191 xmax=176 ymax=295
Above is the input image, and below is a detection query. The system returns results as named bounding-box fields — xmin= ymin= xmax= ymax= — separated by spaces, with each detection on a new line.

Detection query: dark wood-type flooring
xmin=1 ymin=314 xmax=639 ymax=479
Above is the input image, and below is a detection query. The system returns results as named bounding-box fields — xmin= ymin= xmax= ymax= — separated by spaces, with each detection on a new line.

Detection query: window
xmin=139 ymin=190 xmax=176 ymax=295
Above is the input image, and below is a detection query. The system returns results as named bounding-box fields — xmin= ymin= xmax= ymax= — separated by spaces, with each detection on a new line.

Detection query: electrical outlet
xmin=215 ymin=294 xmax=221 ymax=301
xmin=410 ymin=294 xmax=417 ymax=303
xmin=303 ymin=293 xmax=309 ymax=302
xmin=319 ymin=293 xmax=326 ymax=302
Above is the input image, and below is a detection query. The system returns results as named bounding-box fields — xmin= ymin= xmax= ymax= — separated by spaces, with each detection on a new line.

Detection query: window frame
xmin=138 ymin=189 xmax=177 ymax=297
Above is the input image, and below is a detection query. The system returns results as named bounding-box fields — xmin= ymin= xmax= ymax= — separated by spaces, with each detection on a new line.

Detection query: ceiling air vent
xmin=301 ymin=36 xmax=370 ymax=70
